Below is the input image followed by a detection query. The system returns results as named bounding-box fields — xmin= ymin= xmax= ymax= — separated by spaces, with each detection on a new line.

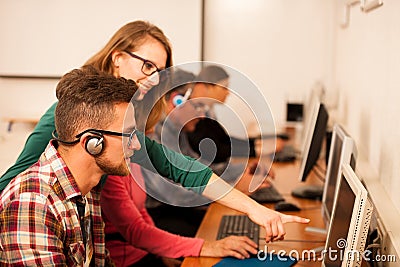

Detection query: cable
xmin=312 ymin=167 xmax=325 ymax=182
xmin=313 ymin=165 xmax=325 ymax=178
xmin=314 ymin=162 xmax=326 ymax=174
xmin=366 ymin=243 xmax=381 ymax=249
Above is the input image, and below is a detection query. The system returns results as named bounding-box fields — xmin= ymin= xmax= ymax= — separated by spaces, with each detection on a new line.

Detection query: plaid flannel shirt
xmin=0 ymin=141 xmax=107 ymax=266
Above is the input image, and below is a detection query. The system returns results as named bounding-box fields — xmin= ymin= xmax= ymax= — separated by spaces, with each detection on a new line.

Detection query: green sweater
xmin=0 ymin=102 xmax=212 ymax=193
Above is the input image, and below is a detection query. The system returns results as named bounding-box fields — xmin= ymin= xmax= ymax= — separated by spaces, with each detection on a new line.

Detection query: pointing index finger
xmin=281 ymin=215 xmax=310 ymax=224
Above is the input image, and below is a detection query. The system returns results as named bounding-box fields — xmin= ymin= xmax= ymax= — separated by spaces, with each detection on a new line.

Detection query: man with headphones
xmin=0 ymin=67 xmax=141 ymax=266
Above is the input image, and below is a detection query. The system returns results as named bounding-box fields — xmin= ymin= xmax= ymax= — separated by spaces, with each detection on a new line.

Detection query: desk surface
xmin=182 ymin=160 xmax=327 ymax=267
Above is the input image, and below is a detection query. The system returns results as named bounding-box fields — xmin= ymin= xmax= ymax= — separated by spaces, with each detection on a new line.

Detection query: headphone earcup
xmin=172 ymin=95 xmax=185 ymax=107
xmin=85 ymin=136 xmax=104 ymax=156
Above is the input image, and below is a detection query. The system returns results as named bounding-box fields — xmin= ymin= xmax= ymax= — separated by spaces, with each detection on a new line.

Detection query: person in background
xmin=0 ymin=20 xmax=309 ymax=262
xmin=145 ymin=69 xmax=268 ymax=237
xmin=0 ymin=67 xmax=141 ymax=266
xmin=187 ymin=65 xmax=286 ymax=164
xmin=187 ymin=65 xmax=254 ymax=163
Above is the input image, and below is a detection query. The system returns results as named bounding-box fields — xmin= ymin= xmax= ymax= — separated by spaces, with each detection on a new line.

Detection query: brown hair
xmin=84 ymin=20 xmax=172 ymax=73
xmin=196 ymin=65 xmax=229 ymax=84
xmin=83 ymin=20 xmax=173 ymax=132
xmin=164 ymin=69 xmax=195 ymax=100
xmin=55 ymin=67 xmax=138 ymax=142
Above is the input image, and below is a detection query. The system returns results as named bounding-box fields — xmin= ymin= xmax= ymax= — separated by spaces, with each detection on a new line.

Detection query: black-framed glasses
xmin=76 ymin=128 xmax=137 ymax=147
xmin=124 ymin=50 xmax=161 ymax=76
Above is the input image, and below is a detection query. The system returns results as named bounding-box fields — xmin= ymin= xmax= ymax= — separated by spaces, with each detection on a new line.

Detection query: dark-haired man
xmin=0 ymin=68 xmax=141 ymax=266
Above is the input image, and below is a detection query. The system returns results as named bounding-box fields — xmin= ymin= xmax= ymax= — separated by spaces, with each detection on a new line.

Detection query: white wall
xmin=0 ymin=0 xmax=203 ymax=119
xmin=332 ymin=0 xmax=400 ymax=252
xmin=204 ymin=0 xmax=336 ymax=131
xmin=333 ymin=0 xmax=400 ymax=205
xmin=0 ymin=0 xmax=202 ymax=76
xmin=204 ymin=0 xmax=400 ymax=253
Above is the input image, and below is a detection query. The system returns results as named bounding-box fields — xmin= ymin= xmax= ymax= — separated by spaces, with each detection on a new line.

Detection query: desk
xmin=182 ymin=160 xmax=327 ymax=267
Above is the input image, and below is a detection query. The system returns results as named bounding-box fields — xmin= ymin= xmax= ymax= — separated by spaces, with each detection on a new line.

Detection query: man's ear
xmin=78 ymin=132 xmax=104 ymax=156
xmin=78 ymin=133 xmax=88 ymax=151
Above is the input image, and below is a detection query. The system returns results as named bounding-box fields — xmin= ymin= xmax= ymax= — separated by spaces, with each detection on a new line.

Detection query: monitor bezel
xmin=321 ymin=124 xmax=358 ymax=226
xmin=298 ymin=84 xmax=326 ymax=152
xmin=322 ymin=163 xmax=373 ymax=267
xmin=297 ymin=102 xmax=328 ymax=182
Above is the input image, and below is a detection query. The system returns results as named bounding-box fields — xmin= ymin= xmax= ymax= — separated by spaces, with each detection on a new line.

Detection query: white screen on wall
xmin=0 ymin=0 xmax=202 ymax=76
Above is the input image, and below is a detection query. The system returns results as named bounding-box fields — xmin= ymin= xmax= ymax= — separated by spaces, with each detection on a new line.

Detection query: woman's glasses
xmin=124 ymin=51 xmax=161 ymax=76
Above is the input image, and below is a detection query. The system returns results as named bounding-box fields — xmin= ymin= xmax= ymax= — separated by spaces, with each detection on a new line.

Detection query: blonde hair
xmin=84 ymin=20 xmax=173 ymax=131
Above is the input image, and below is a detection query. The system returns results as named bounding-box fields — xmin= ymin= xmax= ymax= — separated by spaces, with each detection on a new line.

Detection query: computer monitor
xmin=291 ymin=102 xmax=328 ymax=199
xmin=321 ymin=124 xmax=357 ymax=227
xmin=298 ymin=82 xmax=326 ymax=148
xmin=322 ymin=164 xmax=373 ymax=267
xmin=298 ymin=102 xmax=329 ymax=182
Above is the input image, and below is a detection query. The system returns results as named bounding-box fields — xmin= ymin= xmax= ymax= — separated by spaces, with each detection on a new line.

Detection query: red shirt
xmin=101 ymin=163 xmax=204 ymax=266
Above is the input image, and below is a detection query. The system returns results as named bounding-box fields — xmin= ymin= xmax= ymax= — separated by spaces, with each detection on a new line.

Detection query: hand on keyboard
xmin=217 ymin=215 xmax=260 ymax=244
xmin=200 ymin=235 xmax=258 ymax=259
xmin=202 ymin=173 xmax=309 ymax=245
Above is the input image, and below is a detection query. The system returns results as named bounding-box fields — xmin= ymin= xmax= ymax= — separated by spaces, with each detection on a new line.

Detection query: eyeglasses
xmin=189 ymin=101 xmax=210 ymax=114
xmin=76 ymin=128 xmax=137 ymax=147
xmin=124 ymin=51 xmax=161 ymax=76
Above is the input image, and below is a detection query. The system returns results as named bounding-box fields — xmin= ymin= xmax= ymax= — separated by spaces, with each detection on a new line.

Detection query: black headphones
xmin=84 ymin=133 xmax=104 ymax=156
xmin=52 ymin=130 xmax=104 ymax=156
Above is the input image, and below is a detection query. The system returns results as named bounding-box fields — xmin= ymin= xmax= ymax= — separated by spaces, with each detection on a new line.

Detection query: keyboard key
xmin=217 ymin=215 xmax=259 ymax=245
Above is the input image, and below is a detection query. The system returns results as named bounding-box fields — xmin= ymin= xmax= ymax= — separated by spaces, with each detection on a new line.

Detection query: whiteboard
xmin=0 ymin=0 xmax=202 ymax=77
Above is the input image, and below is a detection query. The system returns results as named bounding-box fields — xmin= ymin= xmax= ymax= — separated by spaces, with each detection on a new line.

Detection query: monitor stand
xmin=305 ymin=226 xmax=327 ymax=235
xmin=291 ymin=185 xmax=323 ymax=200
xmin=305 ymin=226 xmax=327 ymax=253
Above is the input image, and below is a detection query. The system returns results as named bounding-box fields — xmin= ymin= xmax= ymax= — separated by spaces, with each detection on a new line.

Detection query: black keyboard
xmin=216 ymin=215 xmax=259 ymax=245
xmin=249 ymin=183 xmax=285 ymax=203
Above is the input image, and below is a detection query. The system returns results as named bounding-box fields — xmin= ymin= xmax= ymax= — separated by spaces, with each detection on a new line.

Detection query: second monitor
xmin=291 ymin=101 xmax=328 ymax=199
xmin=321 ymin=124 xmax=357 ymax=227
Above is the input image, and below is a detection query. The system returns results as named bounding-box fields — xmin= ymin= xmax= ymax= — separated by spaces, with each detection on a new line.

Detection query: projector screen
xmin=0 ymin=0 xmax=202 ymax=77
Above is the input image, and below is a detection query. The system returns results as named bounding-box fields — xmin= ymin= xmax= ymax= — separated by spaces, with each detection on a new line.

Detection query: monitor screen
xmin=321 ymin=124 xmax=357 ymax=226
xmin=298 ymin=102 xmax=329 ymax=182
xmin=322 ymin=164 xmax=373 ymax=267
xmin=298 ymin=83 xmax=326 ymax=149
